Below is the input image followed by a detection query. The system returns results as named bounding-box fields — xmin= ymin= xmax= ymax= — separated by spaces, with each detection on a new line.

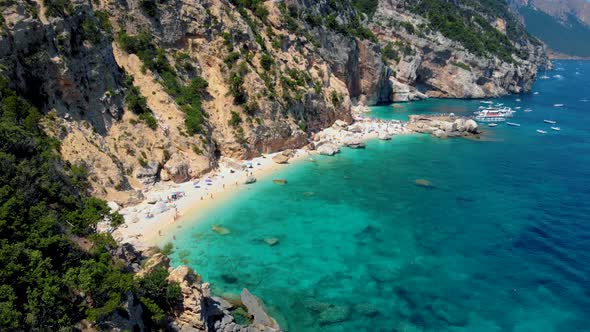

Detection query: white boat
xmin=533 ymin=92 xmax=539 ymax=95
xmin=524 ymin=108 xmax=533 ymax=112
xmin=516 ymin=98 xmax=521 ymax=102
xmin=536 ymin=130 xmax=547 ymax=134
xmin=540 ymin=75 xmax=550 ymax=79
xmin=488 ymin=123 xmax=498 ymax=127
xmin=480 ymin=100 xmax=493 ymax=104
xmin=554 ymin=104 xmax=564 ymax=107
xmin=550 ymin=127 xmax=561 ymax=131
xmin=515 ymin=107 xmax=521 ymax=110
xmin=506 ymin=122 xmax=520 ymax=127
xmin=543 ymin=120 xmax=557 ymax=124
xmin=474 ymin=107 xmax=513 ymax=122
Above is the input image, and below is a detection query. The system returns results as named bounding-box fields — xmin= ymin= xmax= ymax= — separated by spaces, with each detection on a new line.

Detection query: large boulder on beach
xmin=107 ymin=201 xmax=121 ymax=213
xmin=134 ymin=161 xmax=160 ymax=185
xmin=272 ymin=153 xmax=290 ymax=164
xmin=244 ymin=176 xmax=257 ymax=184
xmin=163 ymin=153 xmax=191 ymax=183
xmin=317 ymin=144 xmax=340 ymax=156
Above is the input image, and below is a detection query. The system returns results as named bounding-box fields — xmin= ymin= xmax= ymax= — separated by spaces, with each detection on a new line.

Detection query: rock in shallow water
xmin=264 ymin=237 xmax=280 ymax=246
xmin=415 ymin=179 xmax=433 ymax=187
xmin=353 ymin=303 xmax=380 ymax=317
xmin=212 ymin=225 xmax=231 ymax=235
xmin=317 ymin=304 xmax=352 ymax=325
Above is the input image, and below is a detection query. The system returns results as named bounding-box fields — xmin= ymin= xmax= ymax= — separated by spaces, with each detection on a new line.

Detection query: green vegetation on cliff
xmin=410 ymin=0 xmax=528 ymax=62
xmin=0 ymin=78 xmax=179 ymax=329
xmin=118 ymin=32 xmax=209 ymax=135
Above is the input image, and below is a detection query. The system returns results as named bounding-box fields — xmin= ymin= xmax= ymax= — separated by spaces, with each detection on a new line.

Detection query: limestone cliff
xmin=0 ymin=0 xmax=548 ymax=203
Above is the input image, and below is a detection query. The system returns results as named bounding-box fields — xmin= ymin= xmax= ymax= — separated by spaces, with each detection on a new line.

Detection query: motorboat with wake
xmin=536 ymin=129 xmax=547 ymax=134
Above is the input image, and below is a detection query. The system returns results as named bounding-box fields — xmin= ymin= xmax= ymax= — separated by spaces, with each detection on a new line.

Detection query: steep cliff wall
xmin=0 ymin=0 xmax=549 ymax=204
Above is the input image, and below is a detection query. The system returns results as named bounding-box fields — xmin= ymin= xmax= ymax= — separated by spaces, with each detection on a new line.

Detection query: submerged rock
xmin=273 ymin=179 xmax=288 ymax=185
xmin=415 ymin=179 xmax=433 ymax=187
xmin=212 ymin=225 xmax=231 ymax=235
xmin=353 ymin=303 xmax=380 ymax=317
xmin=264 ymin=237 xmax=280 ymax=246
xmin=317 ymin=304 xmax=352 ymax=325
xmin=346 ymin=141 xmax=366 ymax=149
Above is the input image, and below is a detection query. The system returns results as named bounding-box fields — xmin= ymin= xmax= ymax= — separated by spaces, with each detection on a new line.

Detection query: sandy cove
xmin=112 ymin=106 xmax=409 ymax=250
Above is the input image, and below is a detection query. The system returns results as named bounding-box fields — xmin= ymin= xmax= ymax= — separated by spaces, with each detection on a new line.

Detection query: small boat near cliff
xmin=544 ymin=120 xmax=557 ymax=124
xmin=506 ymin=122 xmax=520 ymax=127
xmin=488 ymin=123 xmax=498 ymax=127
xmin=536 ymin=129 xmax=547 ymax=134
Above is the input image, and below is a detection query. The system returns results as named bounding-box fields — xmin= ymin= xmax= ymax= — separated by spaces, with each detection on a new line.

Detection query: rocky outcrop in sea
xmin=101 ymin=244 xmax=283 ymax=332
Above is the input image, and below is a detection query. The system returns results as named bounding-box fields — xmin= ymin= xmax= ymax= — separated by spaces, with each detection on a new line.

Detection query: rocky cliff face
xmin=0 ymin=0 xmax=548 ymax=203
xmin=371 ymin=0 xmax=551 ymax=101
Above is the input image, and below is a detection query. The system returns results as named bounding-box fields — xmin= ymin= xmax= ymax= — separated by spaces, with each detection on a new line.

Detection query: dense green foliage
xmin=285 ymin=2 xmax=378 ymax=42
xmin=229 ymin=0 xmax=269 ymax=21
xmin=0 ymin=78 xmax=126 ymax=328
xmin=118 ymin=32 xmax=209 ymax=135
xmin=0 ymin=78 xmax=183 ymax=330
xmin=410 ymin=0 xmax=522 ymax=62
xmin=519 ymin=7 xmax=590 ymax=57
xmin=123 ymin=75 xmax=158 ymax=130
xmin=351 ymin=0 xmax=379 ymax=17
xmin=43 ymin=0 xmax=73 ymax=17
xmin=136 ymin=267 xmax=181 ymax=326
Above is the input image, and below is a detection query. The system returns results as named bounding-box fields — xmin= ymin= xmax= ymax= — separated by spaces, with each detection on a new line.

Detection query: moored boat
xmin=506 ymin=122 xmax=520 ymax=127
xmin=488 ymin=123 xmax=498 ymax=127
xmin=536 ymin=129 xmax=547 ymax=134
xmin=550 ymin=127 xmax=561 ymax=131
xmin=543 ymin=120 xmax=557 ymax=124
xmin=554 ymin=104 xmax=564 ymax=107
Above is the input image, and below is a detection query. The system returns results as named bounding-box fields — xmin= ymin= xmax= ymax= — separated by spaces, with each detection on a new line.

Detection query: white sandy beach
xmin=112 ymin=149 xmax=312 ymax=250
xmin=112 ymin=107 xmax=408 ymax=250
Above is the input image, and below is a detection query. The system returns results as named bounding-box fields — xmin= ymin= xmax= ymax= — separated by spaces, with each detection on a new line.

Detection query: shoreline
xmin=112 ymin=149 xmax=312 ymax=250
xmin=112 ymin=105 xmax=411 ymax=250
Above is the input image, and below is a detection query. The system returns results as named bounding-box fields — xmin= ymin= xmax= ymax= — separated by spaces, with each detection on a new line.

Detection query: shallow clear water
xmin=169 ymin=61 xmax=590 ymax=331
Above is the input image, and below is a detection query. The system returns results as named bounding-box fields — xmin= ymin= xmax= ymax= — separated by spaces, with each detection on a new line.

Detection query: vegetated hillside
xmin=0 ymin=0 xmax=551 ymax=330
xmin=0 ymin=78 xmax=184 ymax=330
xmin=516 ymin=5 xmax=590 ymax=57
xmin=0 ymin=0 xmax=548 ymax=204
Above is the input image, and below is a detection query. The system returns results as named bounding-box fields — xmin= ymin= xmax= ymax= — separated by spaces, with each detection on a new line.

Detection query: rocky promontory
xmin=407 ymin=115 xmax=480 ymax=138
xmin=103 ymin=244 xmax=283 ymax=332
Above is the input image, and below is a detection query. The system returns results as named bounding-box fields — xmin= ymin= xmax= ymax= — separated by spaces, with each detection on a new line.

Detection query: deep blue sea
xmin=169 ymin=61 xmax=590 ymax=331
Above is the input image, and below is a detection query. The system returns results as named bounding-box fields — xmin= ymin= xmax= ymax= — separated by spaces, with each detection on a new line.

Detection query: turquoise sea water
xmin=169 ymin=61 xmax=590 ymax=331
